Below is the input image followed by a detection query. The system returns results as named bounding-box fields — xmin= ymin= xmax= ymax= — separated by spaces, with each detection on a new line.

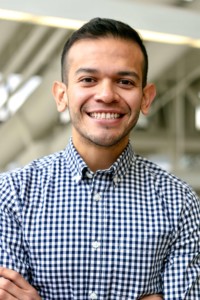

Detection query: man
xmin=0 ymin=17 xmax=199 ymax=300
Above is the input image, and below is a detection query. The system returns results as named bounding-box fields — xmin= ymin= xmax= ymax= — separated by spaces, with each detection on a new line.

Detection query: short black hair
xmin=61 ymin=17 xmax=148 ymax=87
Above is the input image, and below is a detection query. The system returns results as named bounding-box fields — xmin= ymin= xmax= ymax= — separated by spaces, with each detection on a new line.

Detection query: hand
xmin=141 ymin=295 xmax=163 ymax=299
xmin=0 ymin=267 xmax=42 ymax=300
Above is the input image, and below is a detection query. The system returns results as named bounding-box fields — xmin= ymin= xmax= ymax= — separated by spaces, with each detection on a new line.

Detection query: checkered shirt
xmin=0 ymin=140 xmax=200 ymax=299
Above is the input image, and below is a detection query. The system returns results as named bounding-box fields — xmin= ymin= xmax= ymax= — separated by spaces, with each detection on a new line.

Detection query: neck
xmin=72 ymin=137 xmax=128 ymax=172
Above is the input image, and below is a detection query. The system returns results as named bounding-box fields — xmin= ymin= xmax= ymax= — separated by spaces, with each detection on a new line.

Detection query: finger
xmin=0 ymin=268 xmax=28 ymax=289
xmin=0 ymin=277 xmax=19 ymax=299
xmin=0 ymin=268 xmax=42 ymax=300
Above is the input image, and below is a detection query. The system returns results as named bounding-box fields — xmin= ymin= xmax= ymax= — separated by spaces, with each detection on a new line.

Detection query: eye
xmin=80 ymin=77 xmax=96 ymax=83
xmin=118 ymin=79 xmax=134 ymax=86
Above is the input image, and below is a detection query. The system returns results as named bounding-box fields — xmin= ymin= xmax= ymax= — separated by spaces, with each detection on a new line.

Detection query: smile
xmin=89 ymin=112 xmax=121 ymax=119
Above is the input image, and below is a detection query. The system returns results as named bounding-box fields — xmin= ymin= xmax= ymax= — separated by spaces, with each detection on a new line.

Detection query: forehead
xmin=67 ymin=37 xmax=144 ymax=72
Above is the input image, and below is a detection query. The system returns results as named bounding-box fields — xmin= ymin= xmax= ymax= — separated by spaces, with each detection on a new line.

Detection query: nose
xmin=94 ymin=80 xmax=119 ymax=103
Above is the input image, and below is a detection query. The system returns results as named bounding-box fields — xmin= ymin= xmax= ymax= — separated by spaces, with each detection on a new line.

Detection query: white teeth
xmin=90 ymin=112 xmax=121 ymax=119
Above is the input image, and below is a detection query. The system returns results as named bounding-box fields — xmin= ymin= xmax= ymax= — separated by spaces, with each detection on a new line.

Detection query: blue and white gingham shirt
xmin=0 ymin=140 xmax=200 ymax=300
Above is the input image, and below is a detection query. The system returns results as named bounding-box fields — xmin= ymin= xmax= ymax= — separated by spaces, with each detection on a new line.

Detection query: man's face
xmin=55 ymin=37 xmax=155 ymax=150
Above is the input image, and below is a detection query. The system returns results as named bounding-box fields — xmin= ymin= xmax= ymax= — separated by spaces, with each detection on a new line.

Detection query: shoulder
xmin=0 ymin=149 xmax=68 ymax=214
xmin=0 ymin=149 xmax=67 ymax=197
xmin=134 ymin=154 xmax=198 ymax=201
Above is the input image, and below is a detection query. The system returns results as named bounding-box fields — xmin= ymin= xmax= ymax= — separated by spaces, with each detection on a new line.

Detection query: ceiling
xmin=0 ymin=0 xmax=200 ymax=193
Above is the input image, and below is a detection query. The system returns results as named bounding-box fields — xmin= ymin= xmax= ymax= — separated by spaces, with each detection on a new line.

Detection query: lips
xmin=89 ymin=112 xmax=122 ymax=119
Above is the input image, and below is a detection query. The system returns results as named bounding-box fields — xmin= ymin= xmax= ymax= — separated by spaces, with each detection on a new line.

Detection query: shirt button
xmin=74 ymin=175 xmax=81 ymax=182
xmin=90 ymin=292 xmax=98 ymax=299
xmin=92 ymin=241 xmax=100 ymax=249
xmin=113 ymin=176 xmax=119 ymax=183
xmin=94 ymin=193 xmax=101 ymax=201
xmin=86 ymin=171 xmax=93 ymax=179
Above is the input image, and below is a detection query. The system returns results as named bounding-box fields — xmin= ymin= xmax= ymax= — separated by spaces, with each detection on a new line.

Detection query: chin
xmin=86 ymin=135 xmax=127 ymax=148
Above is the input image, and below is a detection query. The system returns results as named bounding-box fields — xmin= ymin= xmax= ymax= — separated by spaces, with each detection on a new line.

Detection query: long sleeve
xmin=162 ymin=189 xmax=200 ymax=299
xmin=0 ymin=175 xmax=30 ymax=281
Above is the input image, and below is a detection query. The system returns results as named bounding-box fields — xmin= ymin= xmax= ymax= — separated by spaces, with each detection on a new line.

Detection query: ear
xmin=52 ymin=81 xmax=68 ymax=112
xmin=141 ymin=83 xmax=156 ymax=115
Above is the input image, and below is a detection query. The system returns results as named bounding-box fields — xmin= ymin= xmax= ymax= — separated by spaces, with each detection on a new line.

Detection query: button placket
xmin=89 ymin=172 xmax=108 ymax=295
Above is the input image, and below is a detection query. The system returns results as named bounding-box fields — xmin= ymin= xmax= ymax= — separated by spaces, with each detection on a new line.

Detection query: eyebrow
xmin=75 ymin=68 xmax=98 ymax=75
xmin=117 ymin=71 xmax=140 ymax=81
xmin=75 ymin=68 xmax=140 ymax=81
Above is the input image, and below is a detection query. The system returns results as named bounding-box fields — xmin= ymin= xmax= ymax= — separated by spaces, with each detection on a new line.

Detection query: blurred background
xmin=0 ymin=0 xmax=200 ymax=195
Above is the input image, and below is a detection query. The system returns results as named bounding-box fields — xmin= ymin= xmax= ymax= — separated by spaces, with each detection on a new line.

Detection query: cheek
xmin=126 ymin=94 xmax=143 ymax=113
xmin=68 ymin=87 xmax=89 ymax=105
xmin=71 ymin=94 xmax=95 ymax=115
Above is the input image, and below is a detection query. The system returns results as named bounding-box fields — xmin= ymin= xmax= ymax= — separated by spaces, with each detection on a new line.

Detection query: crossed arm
xmin=0 ymin=267 xmax=162 ymax=300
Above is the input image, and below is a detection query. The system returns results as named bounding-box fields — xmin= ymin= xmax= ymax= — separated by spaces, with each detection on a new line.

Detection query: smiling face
xmin=53 ymin=37 xmax=156 ymax=153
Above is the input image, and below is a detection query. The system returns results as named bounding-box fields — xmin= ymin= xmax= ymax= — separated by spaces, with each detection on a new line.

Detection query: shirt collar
xmin=65 ymin=138 xmax=135 ymax=182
